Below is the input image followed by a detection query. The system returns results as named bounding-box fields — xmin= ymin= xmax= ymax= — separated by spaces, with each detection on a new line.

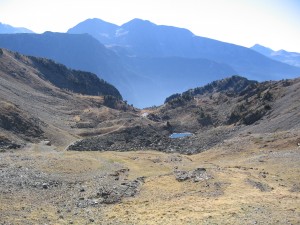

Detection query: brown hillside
xmin=0 ymin=49 xmax=136 ymax=148
xmin=70 ymin=76 xmax=300 ymax=154
xmin=0 ymin=49 xmax=300 ymax=224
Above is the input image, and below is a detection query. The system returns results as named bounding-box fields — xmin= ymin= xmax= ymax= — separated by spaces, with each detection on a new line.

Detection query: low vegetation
xmin=0 ymin=49 xmax=299 ymax=224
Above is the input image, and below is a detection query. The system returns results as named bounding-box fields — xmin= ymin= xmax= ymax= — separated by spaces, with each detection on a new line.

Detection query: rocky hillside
xmin=69 ymin=75 xmax=300 ymax=154
xmin=28 ymin=55 xmax=122 ymax=99
xmin=0 ymin=49 xmax=134 ymax=149
xmin=1 ymin=48 xmax=299 ymax=154
xmin=159 ymin=76 xmax=300 ymax=131
xmin=0 ymin=48 xmax=121 ymax=98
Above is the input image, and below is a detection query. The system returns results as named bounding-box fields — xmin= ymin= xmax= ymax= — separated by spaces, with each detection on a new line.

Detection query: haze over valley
xmin=1 ymin=18 xmax=300 ymax=107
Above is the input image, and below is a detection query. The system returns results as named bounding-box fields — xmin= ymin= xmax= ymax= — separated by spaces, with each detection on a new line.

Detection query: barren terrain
xmin=1 ymin=129 xmax=300 ymax=224
xmin=1 ymin=49 xmax=300 ymax=224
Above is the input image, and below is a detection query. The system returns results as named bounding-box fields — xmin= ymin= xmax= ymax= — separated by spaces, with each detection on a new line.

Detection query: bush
xmin=262 ymin=91 xmax=273 ymax=101
xmin=196 ymin=108 xmax=213 ymax=126
xmin=165 ymin=93 xmax=181 ymax=104
xmin=103 ymin=95 xmax=118 ymax=108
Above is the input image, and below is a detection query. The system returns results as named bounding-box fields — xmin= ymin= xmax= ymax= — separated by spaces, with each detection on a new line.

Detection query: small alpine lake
xmin=169 ymin=132 xmax=193 ymax=139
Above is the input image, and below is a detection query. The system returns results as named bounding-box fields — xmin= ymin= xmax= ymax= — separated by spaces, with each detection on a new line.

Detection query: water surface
xmin=169 ymin=132 xmax=193 ymax=139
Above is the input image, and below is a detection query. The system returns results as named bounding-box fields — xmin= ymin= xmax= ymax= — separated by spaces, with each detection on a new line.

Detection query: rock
xmin=174 ymin=168 xmax=211 ymax=182
xmin=289 ymin=184 xmax=300 ymax=192
xmin=42 ymin=183 xmax=49 ymax=189
xmin=97 ymin=177 xmax=144 ymax=204
xmin=192 ymin=168 xmax=211 ymax=182
xmin=44 ymin=140 xmax=51 ymax=146
xmin=174 ymin=170 xmax=189 ymax=181
xmin=246 ymin=179 xmax=273 ymax=192
xmin=259 ymin=171 xmax=268 ymax=178
xmin=91 ymin=200 xmax=98 ymax=205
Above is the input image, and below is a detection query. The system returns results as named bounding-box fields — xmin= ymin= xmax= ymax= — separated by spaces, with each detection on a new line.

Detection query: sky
xmin=0 ymin=0 xmax=300 ymax=52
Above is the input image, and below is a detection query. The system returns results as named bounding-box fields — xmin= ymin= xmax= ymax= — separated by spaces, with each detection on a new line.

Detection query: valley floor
xmin=0 ymin=130 xmax=300 ymax=225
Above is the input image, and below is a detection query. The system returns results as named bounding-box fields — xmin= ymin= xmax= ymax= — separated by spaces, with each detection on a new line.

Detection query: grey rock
xmin=174 ymin=168 xmax=212 ymax=182
xmin=42 ymin=183 xmax=49 ymax=189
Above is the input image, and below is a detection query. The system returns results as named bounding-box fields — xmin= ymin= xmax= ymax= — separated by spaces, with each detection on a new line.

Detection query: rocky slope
xmin=0 ymin=49 xmax=133 ymax=149
xmin=69 ymin=75 xmax=300 ymax=154
xmin=2 ymin=48 xmax=298 ymax=155
xmin=0 ymin=49 xmax=300 ymax=224
xmin=160 ymin=75 xmax=300 ymax=131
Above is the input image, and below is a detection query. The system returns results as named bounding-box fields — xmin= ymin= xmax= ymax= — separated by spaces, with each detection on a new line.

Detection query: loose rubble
xmin=174 ymin=168 xmax=212 ymax=182
xmin=68 ymin=125 xmax=235 ymax=154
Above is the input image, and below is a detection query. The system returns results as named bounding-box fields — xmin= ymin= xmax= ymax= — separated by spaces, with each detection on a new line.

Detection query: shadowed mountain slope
xmin=68 ymin=18 xmax=119 ymax=45
xmin=0 ymin=32 xmax=142 ymax=103
xmin=0 ymin=32 xmax=121 ymax=83
xmin=0 ymin=32 xmax=237 ymax=107
xmin=69 ymin=75 xmax=300 ymax=154
xmin=28 ymin=55 xmax=121 ymax=98
xmin=2 ymin=19 xmax=300 ymax=107
xmin=69 ymin=18 xmax=300 ymax=81
xmin=0 ymin=49 xmax=133 ymax=148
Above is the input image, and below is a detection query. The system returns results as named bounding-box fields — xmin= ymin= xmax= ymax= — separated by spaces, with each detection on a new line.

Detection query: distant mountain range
xmin=251 ymin=44 xmax=300 ymax=68
xmin=0 ymin=22 xmax=33 ymax=34
xmin=0 ymin=32 xmax=236 ymax=107
xmin=0 ymin=18 xmax=300 ymax=107
xmin=68 ymin=18 xmax=300 ymax=81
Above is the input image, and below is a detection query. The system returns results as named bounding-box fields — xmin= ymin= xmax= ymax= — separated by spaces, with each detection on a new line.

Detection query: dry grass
xmin=1 ymin=130 xmax=300 ymax=224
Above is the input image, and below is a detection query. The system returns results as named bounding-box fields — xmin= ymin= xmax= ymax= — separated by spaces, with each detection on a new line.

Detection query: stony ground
xmin=68 ymin=125 xmax=236 ymax=154
xmin=1 ymin=129 xmax=300 ymax=225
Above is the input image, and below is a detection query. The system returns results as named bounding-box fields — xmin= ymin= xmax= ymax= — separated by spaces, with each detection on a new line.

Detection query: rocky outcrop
xmin=0 ymin=136 xmax=20 ymax=150
xmin=174 ymin=168 xmax=212 ymax=182
xmin=29 ymin=55 xmax=122 ymax=99
xmin=68 ymin=125 xmax=235 ymax=154
xmin=0 ymin=101 xmax=44 ymax=140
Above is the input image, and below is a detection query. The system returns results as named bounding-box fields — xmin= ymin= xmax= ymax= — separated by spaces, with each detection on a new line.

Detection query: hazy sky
xmin=0 ymin=0 xmax=299 ymax=52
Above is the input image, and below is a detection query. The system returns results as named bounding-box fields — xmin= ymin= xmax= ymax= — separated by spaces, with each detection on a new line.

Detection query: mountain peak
xmin=73 ymin=18 xmax=118 ymax=28
xmin=251 ymin=44 xmax=274 ymax=55
xmin=67 ymin=18 xmax=119 ymax=44
xmin=251 ymin=44 xmax=300 ymax=67
xmin=0 ymin=22 xmax=33 ymax=34
xmin=121 ymin=18 xmax=156 ymax=28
